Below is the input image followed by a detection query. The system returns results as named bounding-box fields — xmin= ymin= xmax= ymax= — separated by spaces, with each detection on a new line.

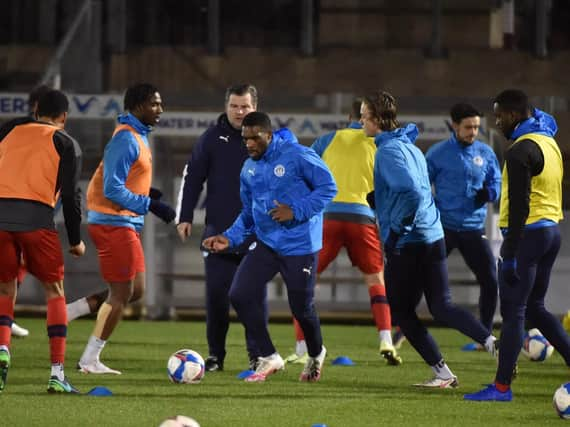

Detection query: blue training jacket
xmin=373 ymin=123 xmax=443 ymax=247
xmin=87 ymin=113 xmax=152 ymax=231
xmin=425 ymin=133 xmax=501 ymax=231
xmin=223 ymin=128 xmax=337 ymax=255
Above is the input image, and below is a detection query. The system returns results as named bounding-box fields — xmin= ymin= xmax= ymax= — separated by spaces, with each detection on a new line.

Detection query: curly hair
xmin=124 ymin=83 xmax=159 ymax=111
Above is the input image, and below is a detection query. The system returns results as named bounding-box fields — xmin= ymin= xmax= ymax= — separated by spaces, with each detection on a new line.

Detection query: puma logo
xmin=219 ymin=135 xmax=229 ymax=142
xmin=302 ymin=267 xmax=312 ymax=275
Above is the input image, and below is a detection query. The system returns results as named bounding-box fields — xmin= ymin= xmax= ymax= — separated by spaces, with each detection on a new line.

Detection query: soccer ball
xmin=521 ymin=328 xmax=554 ymax=361
xmin=553 ymin=383 xmax=570 ymax=419
xmin=158 ymin=415 xmax=201 ymax=427
xmin=167 ymin=349 xmax=205 ymax=384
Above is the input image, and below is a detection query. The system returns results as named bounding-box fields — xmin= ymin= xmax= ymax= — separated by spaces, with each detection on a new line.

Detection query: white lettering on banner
xmin=0 ymin=93 xmax=486 ymax=141
xmin=0 ymin=93 xmax=124 ymax=118
xmin=0 ymin=93 xmax=28 ymax=115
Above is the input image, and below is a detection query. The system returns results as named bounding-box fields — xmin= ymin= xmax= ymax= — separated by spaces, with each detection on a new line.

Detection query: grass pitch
xmin=1 ymin=319 xmax=567 ymax=426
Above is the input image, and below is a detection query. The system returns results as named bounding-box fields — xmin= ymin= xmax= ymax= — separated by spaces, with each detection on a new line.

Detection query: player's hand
xmin=177 ymin=222 xmax=192 ymax=242
xmin=500 ymin=258 xmax=520 ymax=286
xmin=475 ymin=186 xmax=492 ymax=206
xmin=202 ymin=235 xmax=230 ymax=253
xmin=69 ymin=240 xmax=86 ymax=258
xmin=269 ymin=200 xmax=294 ymax=222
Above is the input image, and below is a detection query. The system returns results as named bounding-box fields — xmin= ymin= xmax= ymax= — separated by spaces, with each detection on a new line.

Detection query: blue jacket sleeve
xmin=289 ymin=148 xmax=337 ymax=222
xmin=425 ymin=147 xmax=437 ymax=184
xmin=178 ymin=133 xmax=210 ymax=223
xmin=484 ymin=147 xmax=502 ymax=202
xmin=102 ymin=131 xmax=150 ymax=215
xmin=222 ymin=171 xmax=254 ymax=248
xmin=379 ymin=148 xmax=421 ymax=235
xmin=311 ymin=131 xmax=335 ymax=157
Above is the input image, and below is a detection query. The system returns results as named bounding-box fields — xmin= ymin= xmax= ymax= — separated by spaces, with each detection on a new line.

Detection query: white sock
xmin=484 ymin=335 xmax=497 ymax=354
xmin=431 ymin=359 xmax=455 ymax=380
xmin=51 ymin=363 xmax=65 ymax=381
xmin=0 ymin=345 xmax=9 ymax=354
xmin=379 ymin=330 xmax=392 ymax=345
xmin=296 ymin=340 xmax=307 ymax=356
xmin=80 ymin=335 xmax=106 ymax=364
xmin=67 ymin=297 xmax=91 ymax=321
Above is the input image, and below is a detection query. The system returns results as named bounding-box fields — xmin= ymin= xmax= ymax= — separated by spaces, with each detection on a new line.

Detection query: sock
xmin=51 ymin=363 xmax=65 ymax=381
xmin=67 ymin=297 xmax=91 ymax=321
xmin=0 ymin=345 xmax=9 ymax=354
xmin=431 ymin=359 xmax=455 ymax=380
xmin=293 ymin=318 xmax=305 ymax=342
xmin=379 ymin=330 xmax=393 ymax=345
xmin=368 ymin=284 xmax=391 ymax=331
xmin=0 ymin=296 xmax=14 ymax=348
xmin=47 ymin=296 xmax=67 ymax=364
xmin=80 ymin=335 xmax=106 ymax=364
xmin=484 ymin=335 xmax=497 ymax=355
xmin=296 ymin=340 xmax=307 ymax=357
xmin=495 ymin=381 xmax=510 ymax=392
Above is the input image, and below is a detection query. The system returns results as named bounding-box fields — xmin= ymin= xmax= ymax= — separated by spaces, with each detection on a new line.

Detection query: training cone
xmin=87 ymin=386 xmax=113 ymax=396
xmin=236 ymin=369 xmax=255 ymax=379
xmin=331 ymin=356 xmax=354 ymax=366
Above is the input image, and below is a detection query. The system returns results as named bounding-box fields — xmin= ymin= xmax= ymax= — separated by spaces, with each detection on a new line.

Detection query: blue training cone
xmin=331 ymin=356 xmax=355 ymax=366
xmin=87 ymin=386 xmax=113 ymax=396
xmin=236 ymin=369 xmax=255 ymax=379
xmin=461 ymin=343 xmax=479 ymax=352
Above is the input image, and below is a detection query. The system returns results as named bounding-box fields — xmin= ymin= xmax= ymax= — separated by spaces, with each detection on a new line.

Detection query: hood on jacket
xmin=510 ymin=107 xmax=558 ymax=140
xmin=118 ymin=112 xmax=152 ymax=136
xmin=374 ymin=123 xmax=419 ymax=146
xmin=273 ymin=127 xmax=299 ymax=144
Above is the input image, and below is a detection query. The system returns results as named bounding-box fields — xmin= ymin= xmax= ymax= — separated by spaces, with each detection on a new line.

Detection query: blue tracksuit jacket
xmin=373 ymin=123 xmax=443 ymax=247
xmin=426 ymin=134 xmax=501 ymax=231
xmin=87 ymin=113 xmax=152 ymax=231
xmin=224 ymin=128 xmax=337 ymax=255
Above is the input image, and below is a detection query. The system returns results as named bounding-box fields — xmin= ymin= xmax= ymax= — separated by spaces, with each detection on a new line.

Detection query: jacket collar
xmin=510 ymin=108 xmax=558 ymax=140
xmin=117 ymin=113 xmax=152 ymax=136
xmin=374 ymin=123 xmax=419 ymax=147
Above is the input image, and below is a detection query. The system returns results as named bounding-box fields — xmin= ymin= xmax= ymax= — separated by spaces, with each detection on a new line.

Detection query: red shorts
xmin=88 ymin=224 xmax=145 ymax=283
xmin=0 ymin=229 xmax=64 ymax=283
xmin=318 ymin=219 xmax=383 ymax=274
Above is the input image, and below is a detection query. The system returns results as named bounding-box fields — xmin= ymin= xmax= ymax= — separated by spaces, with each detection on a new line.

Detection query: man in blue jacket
xmin=203 ymin=112 xmax=337 ymax=383
xmin=426 ymin=103 xmax=501 ymax=348
xmin=361 ymin=91 xmax=497 ymax=388
xmin=177 ymin=84 xmax=262 ymax=372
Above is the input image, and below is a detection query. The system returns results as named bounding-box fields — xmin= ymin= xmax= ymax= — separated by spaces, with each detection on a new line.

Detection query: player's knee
xmin=228 ymin=287 xmax=245 ymax=309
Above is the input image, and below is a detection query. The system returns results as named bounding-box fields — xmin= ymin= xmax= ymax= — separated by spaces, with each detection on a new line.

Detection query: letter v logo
xmin=73 ymin=96 xmax=97 ymax=114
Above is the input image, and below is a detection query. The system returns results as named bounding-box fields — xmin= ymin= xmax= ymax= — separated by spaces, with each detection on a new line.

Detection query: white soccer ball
xmin=521 ymin=328 xmax=554 ymax=361
xmin=158 ymin=415 xmax=201 ymax=427
xmin=554 ymin=383 xmax=570 ymax=419
xmin=167 ymin=349 xmax=205 ymax=384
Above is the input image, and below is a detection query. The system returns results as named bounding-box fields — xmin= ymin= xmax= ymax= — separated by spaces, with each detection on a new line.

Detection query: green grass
xmin=1 ymin=319 xmax=568 ymax=426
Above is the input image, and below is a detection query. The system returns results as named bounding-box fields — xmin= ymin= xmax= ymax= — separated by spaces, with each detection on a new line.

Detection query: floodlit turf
xmin=1 ymin=319 xmax=568 ymax=426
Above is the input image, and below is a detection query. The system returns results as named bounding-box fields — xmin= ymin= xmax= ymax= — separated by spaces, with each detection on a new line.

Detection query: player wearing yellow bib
xmin=465 ymin=89 xmax=570 ymax=402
